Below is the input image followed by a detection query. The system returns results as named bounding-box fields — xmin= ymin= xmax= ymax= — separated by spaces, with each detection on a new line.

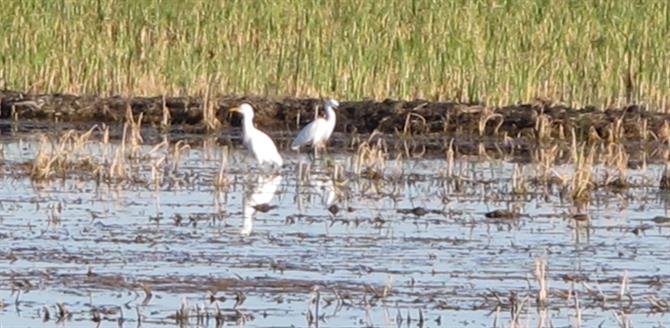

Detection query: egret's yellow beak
xmin=229 ymin=106 xmax=240 ymax=113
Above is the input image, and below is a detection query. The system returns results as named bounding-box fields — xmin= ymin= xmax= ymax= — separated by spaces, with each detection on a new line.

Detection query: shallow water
xmin=0 ymin=130 xmax=668 ymax=328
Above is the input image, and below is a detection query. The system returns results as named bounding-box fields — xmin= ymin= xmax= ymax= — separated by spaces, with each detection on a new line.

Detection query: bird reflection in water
xmin=311 ymin=174 xmax=337 ymax=208
xmin=241 ymin=174 xmax=283 ymax=235
xmin=295 ymin=162 xmax=341 ymax=214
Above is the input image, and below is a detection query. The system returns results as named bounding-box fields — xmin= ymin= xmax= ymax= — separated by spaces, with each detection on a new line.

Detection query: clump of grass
xmin=606 ymin=115 xmax=626 ymax=143
xmin=603 ymin=143 xmax=629 ymax=188
xmin=570 ymin=144 xmax=595 ymax=204
xmin=1 ymin=1 xmax=668 ymax=108
xmin=30 ymin=127 xmax=101 ymax=181
xmin=533 ymin=145 xmax=559 ymax=183
xmin=353 ymin=134 xmax=387 ymax=179
xmin=31 ymin=135 xmax=56 ymax=181
xmin=124 ymin=105 xmax=144 ymax=159
xmin=511 ymin=164 xmax=527 ymax=195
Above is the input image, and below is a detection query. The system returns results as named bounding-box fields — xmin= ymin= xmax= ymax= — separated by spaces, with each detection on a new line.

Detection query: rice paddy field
xmin=1 ymin=1 xmax=670 ymax=328
xmin=1 ymin=0 xmax=670 ymax=108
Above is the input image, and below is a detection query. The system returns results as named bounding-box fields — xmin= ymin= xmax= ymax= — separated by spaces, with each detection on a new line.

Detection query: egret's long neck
xmin=242 ymin=114 xmax=256 ymax=134
xmin=324 ymin=105 xmax=336 ymax=125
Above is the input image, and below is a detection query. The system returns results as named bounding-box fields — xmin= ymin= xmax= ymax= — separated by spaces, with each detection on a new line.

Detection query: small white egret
xmin=290 ymin=98 xmax=339 ymax=156
xmin=230 ymin=103 xmax=283 ymax=167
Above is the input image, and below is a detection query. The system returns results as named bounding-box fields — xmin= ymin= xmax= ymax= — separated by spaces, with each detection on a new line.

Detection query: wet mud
xmin=2 ymin=90 xmax=670 ymax=144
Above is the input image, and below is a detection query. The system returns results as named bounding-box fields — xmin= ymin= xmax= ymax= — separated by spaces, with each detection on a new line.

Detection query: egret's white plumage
xmin=230 ymin=103 xmax=283 ymax=167
xmin=291 ymin=98 xmax=339 ymax=152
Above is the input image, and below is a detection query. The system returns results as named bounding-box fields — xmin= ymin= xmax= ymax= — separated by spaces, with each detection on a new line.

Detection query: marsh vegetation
xmin=2 ymin=1 xmax=670 ymax=108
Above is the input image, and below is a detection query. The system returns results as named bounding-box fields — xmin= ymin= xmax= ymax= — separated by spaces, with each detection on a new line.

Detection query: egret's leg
xmin=325 ymin=149 xmax=334 ymax=165
xmin=313 ymin=146 xmax=319 ymax=160
xmin=318 ymin=144 xmax=331 ymax=163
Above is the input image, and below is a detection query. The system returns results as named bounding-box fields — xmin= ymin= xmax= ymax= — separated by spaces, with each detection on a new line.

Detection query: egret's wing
xmin=291 ymin=120 xmax=320 ymax=150
xmin=250 ymin=129 xmax=283 ymax=166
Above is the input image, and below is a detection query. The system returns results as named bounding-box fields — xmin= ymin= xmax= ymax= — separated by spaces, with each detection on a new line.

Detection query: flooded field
xmin=0 ymin=121 xmax=668 ymax=328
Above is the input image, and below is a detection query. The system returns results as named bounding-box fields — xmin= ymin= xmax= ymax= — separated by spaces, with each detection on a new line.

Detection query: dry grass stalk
xmin=150 ymin=155 xmax=166 ymax=190
xmin=659 ymin=120 xmax=670 ymax=144
xmin=618 ymin=270 xmax=629 ymax=301
xmin=571 ymin=144 xmax=595 ymax=204
xmin=569 ymin=129 xmax=594 ymax=203
xmin=102 ymin=124 xmax=109 ymax=145
xmin=588 ymin=126 xmax=603 ymax=142
xmin=534 ymin=258 xmax=548 ymax=307
xmin=573 ymin=288 xmax=582 ymax=327
xmin=124 ymin=104 xmax=144 ymax=158
xmin=535 ymin=114 xmax=552 ymax=142
xmin=353 ymin=135 xmax=387 ymax=179
xmin=511 ymin=164 xmax=527 ymax=194
xmin=445 ymin=139 xmax=455 ymax=178
xmin=161 ymin=95 xmax=171 ymax=131
xmin=478 ymin=108 xmax=503 ymax=137
xmin=170 ymin=140 xmax=190 ymax=173
xmin=535 ymin=145 xmax=559 ymax=182
xmin=607 ymin=115 xmax=625 ymax=143
xmin=603 ymin=144 xmax=629 ymax=187
xmin=401 ymin=112 xmax=427 ymax=136
xmin=31 ymin=135 xmax=56 ymax=181
xmin=109 ymin=125 xmax=129 ymax=181
xmin=203 ymin=81 xmax=222 ymax=132
xmin=327 ymin=161 xmax=347 ymax=185
xmin=613 ymin=310 xmax=631 ymax=328
xmin=215 ymin=146 xmax=230 ymax=190
xmin=509 ymin=295 xmax=529 ymax=328
xmin=639 ymin=118 xmax=648 ymax=142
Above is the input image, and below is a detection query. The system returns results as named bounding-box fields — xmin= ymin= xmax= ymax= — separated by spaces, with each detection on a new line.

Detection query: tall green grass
xmin=1 ymin=0 xmax=668 ymax=109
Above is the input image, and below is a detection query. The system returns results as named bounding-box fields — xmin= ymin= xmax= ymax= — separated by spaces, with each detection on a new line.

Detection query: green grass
xmin=1 ymin=0 xmax=668 ymax=109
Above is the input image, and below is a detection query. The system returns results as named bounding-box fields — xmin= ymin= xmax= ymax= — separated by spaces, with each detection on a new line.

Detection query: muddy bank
xmin=2 ymin=90 xmax=669 ymax=141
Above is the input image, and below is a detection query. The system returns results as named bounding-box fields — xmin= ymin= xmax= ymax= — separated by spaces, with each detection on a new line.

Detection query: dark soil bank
xmin=1 ymin=90 xmax=669 ymax=141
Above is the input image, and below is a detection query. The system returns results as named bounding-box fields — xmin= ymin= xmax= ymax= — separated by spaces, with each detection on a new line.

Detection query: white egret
xmin=290 ymin=98 xmax=339 ymax=156
xmin=230 ymin=103 xmax=283 ymax=167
